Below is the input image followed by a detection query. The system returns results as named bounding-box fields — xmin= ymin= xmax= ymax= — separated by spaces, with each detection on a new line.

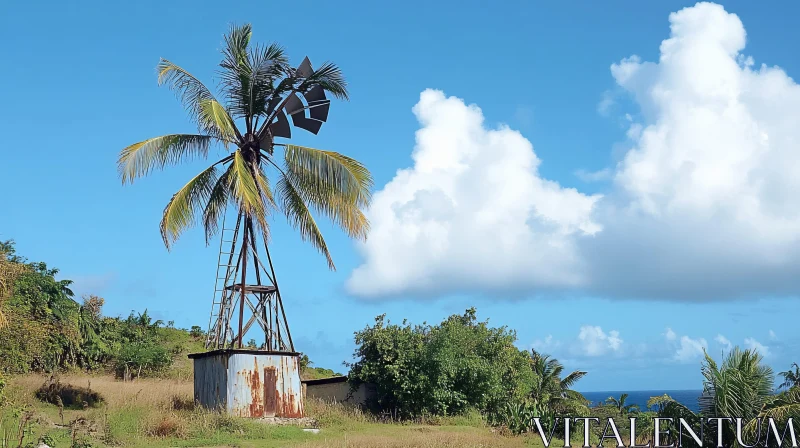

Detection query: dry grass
xmin=145 ymin=412 xmax=188 ymax=438
xmin=3 ymin=374 xmax=541 ymax=448
xmin=293 ymin=426 xmax=535 ymax=448
xmin=294 ymin=399 xmax=542 ymax=448
xmin=11 ymin=373 xmax=193 ymax=409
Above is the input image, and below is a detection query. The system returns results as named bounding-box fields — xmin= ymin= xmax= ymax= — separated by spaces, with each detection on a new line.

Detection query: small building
xmin=302 ymin=376 xmax=376 ymax=408
xmin=189 ymin=349 xmax=304 ymax=418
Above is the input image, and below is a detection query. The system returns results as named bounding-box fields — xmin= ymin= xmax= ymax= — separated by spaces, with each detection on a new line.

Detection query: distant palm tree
xmin=779 ymin=363 xmax=800 ymax=390
xmin=530 ymin=349 xmax=588 ymax=413
xmin=700 ymin=347 xmax=775 ymax=445
xmin=605 ymin=393 xmax=639 ymax=416
xmin=654 ymin=348 xmax=800 ymax=447
xmin=117 ymin=24 xmax=371 ymax=271
xmin=700 ymin=347 xmax=774 ymax=419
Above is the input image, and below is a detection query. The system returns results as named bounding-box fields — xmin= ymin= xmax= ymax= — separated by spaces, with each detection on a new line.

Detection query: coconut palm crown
xmin=118 ymin=24 xmax=372 ymax=270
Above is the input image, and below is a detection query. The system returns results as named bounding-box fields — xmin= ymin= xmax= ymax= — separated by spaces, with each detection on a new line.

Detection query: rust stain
xmin=281 ymin=390 xmax=303 ymax=418
xmin=264 ymin=366 xmax=277 ymax=417
xmin=247 ymin=358 xmax=264 ymax=417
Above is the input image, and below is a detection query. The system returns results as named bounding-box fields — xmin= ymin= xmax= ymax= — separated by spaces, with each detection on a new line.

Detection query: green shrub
xmin=348 ymin=308 xmax=535 ymax=419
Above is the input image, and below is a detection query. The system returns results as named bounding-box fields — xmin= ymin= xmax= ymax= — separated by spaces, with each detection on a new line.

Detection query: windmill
xmin=119 ymin=25 xmax=370 ymax=418
xmin=203 ymin=57 xmax=332 ymax=352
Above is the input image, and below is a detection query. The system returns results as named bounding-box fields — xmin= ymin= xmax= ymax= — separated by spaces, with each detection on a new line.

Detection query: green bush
xmin=115 ymin=342 xmax=172 ymax=380
xmin=348 ymin=308 xmax=534 ymax=419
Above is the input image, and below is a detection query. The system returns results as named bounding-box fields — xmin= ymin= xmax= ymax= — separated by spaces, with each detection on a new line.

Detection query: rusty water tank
xmin=188 ymin=349 xmax=304 ymax=418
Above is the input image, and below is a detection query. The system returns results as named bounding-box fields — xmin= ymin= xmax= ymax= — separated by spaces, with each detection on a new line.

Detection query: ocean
xmin=580 ymin=390 xmax=703 ymax=413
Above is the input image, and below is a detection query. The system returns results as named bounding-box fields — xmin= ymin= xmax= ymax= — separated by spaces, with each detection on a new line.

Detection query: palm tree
xmin=605 ymin=393 xmax=639 ymax=416
xmin=700 ymin=347 xmax=774 ymax=420
xmin=653 ymin=348 xmax=800 ymax=447
xmin=118 ymin=25 xmax=371 ymax=347
xmin=700 ymin=347 xmax=775 ymax=445
xmin=529 ymin=349 xmax=588 ymax=413
xmin=779 ymin=363 xmax=800 ymax=390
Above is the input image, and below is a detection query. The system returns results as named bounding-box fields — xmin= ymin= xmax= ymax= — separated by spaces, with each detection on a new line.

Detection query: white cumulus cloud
xmin=674 ymin=335 xmax=708 ymax=363
xmin=575 ymin=168 xmax=613 ymax=183
xmin=744 ymin=337 xmax=771 ymax=357
xmin=532 ymin=335 xmax=560 ymax=354
xmin=576 ymin=326 xmax=623 ymax=356
xmin=583 ymin=1 xmax=800 ymax=300
xmin=346 ymin=89 xmax=602 ymax=297
xmin=348 ymin=2 xmax=800 ymax=301
xmin=715 ymin=334 xmax=733 ymax=352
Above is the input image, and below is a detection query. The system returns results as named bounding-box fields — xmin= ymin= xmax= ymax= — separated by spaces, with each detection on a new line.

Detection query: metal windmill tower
xmin=203 ymin=56 xmax=331 ymax=352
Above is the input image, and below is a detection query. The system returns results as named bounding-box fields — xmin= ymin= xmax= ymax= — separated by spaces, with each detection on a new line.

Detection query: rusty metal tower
xmin=204 ymin=212 xmax=294 ymax=351
xmin=201 ymin=55 xmax=332 ymax=352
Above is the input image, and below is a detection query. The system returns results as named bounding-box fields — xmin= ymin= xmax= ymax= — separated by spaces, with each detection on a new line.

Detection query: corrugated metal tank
xmin=188 ymin=349 xmax=304 ymax=418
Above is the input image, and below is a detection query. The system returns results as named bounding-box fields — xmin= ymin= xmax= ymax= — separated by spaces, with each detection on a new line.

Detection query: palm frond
xmin=297 ymin=62 xmax=349 ymax=100
xmin=743 ymin=388 xmax=800 ymax=441
xmin=198 ymin=99 xmax=238 ymax=144
xmin=118 ymin=134 xmax=212 ymax=184
xmin=160 ymin=163 xmax=221 ymax=249
xmin=247 ymin=43 xmax=290 ymax=117
xmin=779 ymin=363 xmax=800 ymax=390
xmin=219 ymin=24 xmax=256 ymax=120
xmin=560 ymin=371 xmax=587 ymax=390
xmin=700 ymin=346 xmax=777 ymax=446
xmin=202 ymin=164 xmax=234 ymax=244
xmin=157 ymin=60 xmax=220 ymax=130
xmin=276 ymin=174 xmax=334 ymax=269
xmin=252 ymin=163 xmax=277 ymax=239
xmin=221 ymin=24 xmax=252 ymax=67
xmin=282 ymin=144 xmax=372 ymax=239
xmin=228 ymin=151 xmax=269 ymax=232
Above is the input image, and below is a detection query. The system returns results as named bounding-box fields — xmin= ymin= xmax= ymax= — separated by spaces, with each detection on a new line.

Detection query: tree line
xmin=347 ymin=308 xmax=800 ymax=444
xmin=0 ymin=240 xmax=339 ymax=388
xmin=0 ymin=240 xmax=188 ymax=380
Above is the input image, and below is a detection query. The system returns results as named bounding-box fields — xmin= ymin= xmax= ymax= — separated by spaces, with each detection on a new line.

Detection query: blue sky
xmin=3 ymin=0 xmax=800 ymax=391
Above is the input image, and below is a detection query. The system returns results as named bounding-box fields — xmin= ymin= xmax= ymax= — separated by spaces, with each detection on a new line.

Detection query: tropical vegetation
xmin=779 ymin=362 xmax=800 ymax=390
xmin=604 ymin=393 xmax=639 ymax=416
xmin=529 ymin=349 xmax=588 ymax=414
xmin=648 ymin=348 xmax=800 ymax=447
xmin=348 ymin=308 xmax=538 ymax=419
xmin=0 ymin=240 xmax=195 ymax=379
xmin=3 ymin=239 xmax=800 ymax=446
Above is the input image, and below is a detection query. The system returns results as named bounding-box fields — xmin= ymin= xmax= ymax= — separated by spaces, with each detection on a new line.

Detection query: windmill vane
xmin=266 ymin=57 xmax=331 ymax=138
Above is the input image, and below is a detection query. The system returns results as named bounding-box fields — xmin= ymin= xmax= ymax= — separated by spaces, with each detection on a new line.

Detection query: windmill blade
xmin=305 ymin=86 xmax=330 ymax=122
xmin=304 ymin=85 xmax=327 ymax=103
xmin=276 ymin=66 xmax=329 ymax=135
xmin=289 ymin=115 xmax=323 ymax=134
xmin=285 ymin=93 xmax=305 ymax=115
xmin=267 ymin=110 xmax=291 ymax=140
xmin=296 ymin=56 xmax=313 ymax=77
xmin=265 ymin=96 xmax=282 ymax=116
xmin=308 ymin=100 xmax=330 ymax=122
